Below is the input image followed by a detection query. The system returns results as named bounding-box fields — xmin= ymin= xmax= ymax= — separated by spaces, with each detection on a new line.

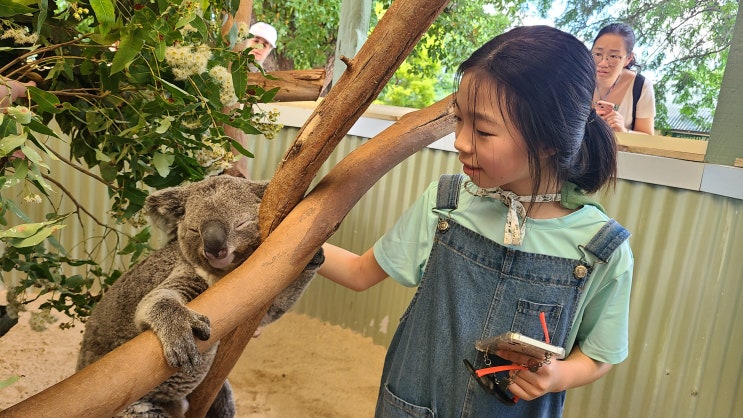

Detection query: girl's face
xmin=591 ymin=33 xmax=631 ymax=81
xmin=453 ymin=72 xmax=534 ymax=195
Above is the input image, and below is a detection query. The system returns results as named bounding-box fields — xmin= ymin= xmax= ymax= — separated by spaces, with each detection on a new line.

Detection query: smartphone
xmin=475 ymin=332 xmax=566 ymax=360
xmin=596 ymin=100 xmax=617 ymax=111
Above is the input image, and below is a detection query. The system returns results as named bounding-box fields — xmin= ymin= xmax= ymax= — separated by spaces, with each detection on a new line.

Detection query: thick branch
xmin=258 ymin=0 xmax=452 ymax=239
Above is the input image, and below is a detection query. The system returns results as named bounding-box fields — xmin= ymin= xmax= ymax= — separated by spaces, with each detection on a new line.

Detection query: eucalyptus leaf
xmin=26 ymin=118 xmax=60 ymax=137
xmin=95 ymin=149 xmax=111 ymax=162
xmin=89 ymin=0 xmax=115 ymax=24
xmin=26 ymin=86 xmax=61 ymax=114
xmin=0 ymin=134 xmax=25 ymax=157
xmin=99 ymin=163 xmax=118 ymax=182
xmin=110 ymin=30 xmax=146 ymax=75
xmin=1 ymin=220 xmax=52 ymax=239
xmin=9 ymin=225 xmax=66 ymax=248
xmin=0 ymin=0 xmax=35 ymax=17
xmin=0 ymin=375 xmax=20 ymax=390
xmin=152 ymin=152 xmax=174 ymax=177
xmin=20 ymin=145 xmax=49 ymax=170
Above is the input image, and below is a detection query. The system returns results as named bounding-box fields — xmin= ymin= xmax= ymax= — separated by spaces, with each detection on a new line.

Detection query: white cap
xmin=248 ymin=22 xmax=277 ymax=48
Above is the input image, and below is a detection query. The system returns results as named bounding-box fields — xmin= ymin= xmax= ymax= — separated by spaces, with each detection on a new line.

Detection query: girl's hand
xmin=496 ymin=345 xmax=613 ymax=400
xmin=495 ymin=349 xmax=561 ymax=401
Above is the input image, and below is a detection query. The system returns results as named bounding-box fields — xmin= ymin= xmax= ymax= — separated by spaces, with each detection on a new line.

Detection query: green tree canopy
xmin=262 ymin=0 xmax=735 ymax=126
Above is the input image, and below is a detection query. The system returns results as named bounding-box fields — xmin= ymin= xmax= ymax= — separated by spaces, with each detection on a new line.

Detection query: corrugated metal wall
xmin=250 ymin=130 xmax=743 ymax=417
xmin=6 ymin=127 xmax=741 ymax=416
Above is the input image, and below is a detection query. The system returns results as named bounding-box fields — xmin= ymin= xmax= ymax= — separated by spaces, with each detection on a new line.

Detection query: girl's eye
xmin=476 ymin=129 xmax=495 ymax=137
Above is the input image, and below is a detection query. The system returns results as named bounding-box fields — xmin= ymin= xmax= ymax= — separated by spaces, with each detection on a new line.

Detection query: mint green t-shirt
xmin=373 ymin=179 xmax=634 ymax=364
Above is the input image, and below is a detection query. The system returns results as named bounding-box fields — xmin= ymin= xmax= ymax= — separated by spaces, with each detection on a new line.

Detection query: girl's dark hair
xmin=593 ymin=22 xmax=639 ymax=70
xmin=455 ymin=25 xmax=616 ymax=195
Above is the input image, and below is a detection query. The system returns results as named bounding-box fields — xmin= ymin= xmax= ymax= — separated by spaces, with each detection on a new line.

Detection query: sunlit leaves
xmin=110 ymin=28 xmax=147 ymax=74
xmin=0 ymin=0 xmax=35 ymax=17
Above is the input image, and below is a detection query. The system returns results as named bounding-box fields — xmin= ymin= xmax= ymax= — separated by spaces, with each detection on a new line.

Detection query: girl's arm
xmin=496 ymin=344 xmax=613 ymax=400
xmin=318 ymin=243 xmax=389 ymax=291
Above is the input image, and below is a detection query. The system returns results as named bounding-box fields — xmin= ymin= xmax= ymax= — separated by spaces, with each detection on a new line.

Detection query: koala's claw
xmin=153 ymin=308 xmax=211 ymax=374
xmin=191 ymin=312 xmax=211 ymax=341
xmin=306 ymin=247 xmax=325 ymax=271
xmin=163 ymin=338 xmax=202 ymax=374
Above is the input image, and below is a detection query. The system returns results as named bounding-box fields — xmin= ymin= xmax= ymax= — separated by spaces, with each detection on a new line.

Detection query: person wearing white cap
xmin=246 ymin=22 xmax=277 ymax=66
xmin=218 ymin=16 xmax=279 ymax=178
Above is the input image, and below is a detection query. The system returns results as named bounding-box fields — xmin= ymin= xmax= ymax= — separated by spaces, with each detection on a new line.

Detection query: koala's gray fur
xmin=76 ymin=175 xmax=323 ymax=418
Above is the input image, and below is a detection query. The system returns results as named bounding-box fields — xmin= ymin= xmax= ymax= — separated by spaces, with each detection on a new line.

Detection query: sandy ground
xmin=0 ymin=299 xmax=386 ymax=417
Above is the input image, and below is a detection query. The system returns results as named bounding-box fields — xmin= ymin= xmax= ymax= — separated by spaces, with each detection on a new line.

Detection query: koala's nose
xmin=201 ymin=220 xmax=228 ymax=259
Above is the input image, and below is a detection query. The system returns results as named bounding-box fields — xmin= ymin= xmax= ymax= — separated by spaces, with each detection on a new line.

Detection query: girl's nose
xmin=453 ymin=129 xmax=472 ymax=154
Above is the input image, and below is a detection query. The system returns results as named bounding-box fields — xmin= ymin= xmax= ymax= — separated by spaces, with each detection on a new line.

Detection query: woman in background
xmin=591 ymin=23 xmax=655 ymax=135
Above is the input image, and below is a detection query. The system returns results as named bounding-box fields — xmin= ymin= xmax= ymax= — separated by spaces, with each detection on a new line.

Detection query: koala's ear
xmin=145 ymin=186 xmax=188 ymax=236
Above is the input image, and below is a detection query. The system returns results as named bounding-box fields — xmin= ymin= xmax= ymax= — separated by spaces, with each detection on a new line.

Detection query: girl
xmin=319 ymin=25 xmax=634 ymax=417
xmin=592 ymin=22 xmax=656 ymax=135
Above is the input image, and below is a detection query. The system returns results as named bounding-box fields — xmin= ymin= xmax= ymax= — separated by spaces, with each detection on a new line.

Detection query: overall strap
xmin=435 ymin=174 xmax=465 ymax=210
xmin=631 ymin=73 xmax=645 ymax=130
xmin=583 ymin=219 xmax=631 ymax=263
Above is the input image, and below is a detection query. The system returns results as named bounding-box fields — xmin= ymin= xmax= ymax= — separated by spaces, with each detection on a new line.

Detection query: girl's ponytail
xmin=569 ymin=109 xmax=617 ymax=193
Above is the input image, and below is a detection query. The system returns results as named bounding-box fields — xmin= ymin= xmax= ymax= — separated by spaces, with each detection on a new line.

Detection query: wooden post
xmin=248 ymin=69 xmax=326 ymax=101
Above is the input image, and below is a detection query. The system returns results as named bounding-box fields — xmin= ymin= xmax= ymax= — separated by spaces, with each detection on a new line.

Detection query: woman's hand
xmin=597 ymin=107 xmax=627 ymax=133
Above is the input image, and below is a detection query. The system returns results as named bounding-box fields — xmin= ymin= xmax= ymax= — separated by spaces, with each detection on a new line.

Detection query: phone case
xmin=596 ymin=100 xmax=618 ymax=111
xmin=475 ymin=332 xmax=566 ymax=360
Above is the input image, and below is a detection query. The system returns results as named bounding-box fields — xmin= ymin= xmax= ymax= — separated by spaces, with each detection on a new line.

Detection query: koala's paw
xmin=160 ymin=308 xmax=211 ymax=374
xmin=136 ymin=295 xmax=211 ymax=375
xmin=305 ymin=247 xmax=325 ymax=272
xmin=260 ymin=247 xmax=324 ymax=328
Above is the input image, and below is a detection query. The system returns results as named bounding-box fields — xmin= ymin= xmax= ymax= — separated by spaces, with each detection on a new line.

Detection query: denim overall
xmin=376 ymin=174 xmax=629 ymax=418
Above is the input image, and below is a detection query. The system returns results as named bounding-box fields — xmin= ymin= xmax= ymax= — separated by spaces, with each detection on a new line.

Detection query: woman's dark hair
xmin=455 ymin=25 xmax=616 ymax=196
xmin=593 ymin=22 xmax=639 ymax=70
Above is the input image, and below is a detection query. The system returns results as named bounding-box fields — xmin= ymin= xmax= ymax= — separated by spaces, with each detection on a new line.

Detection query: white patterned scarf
xmin=464 ymin=181 xmax=561 ymax=246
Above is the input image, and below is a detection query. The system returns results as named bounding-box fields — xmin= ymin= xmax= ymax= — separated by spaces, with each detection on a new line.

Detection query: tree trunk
xmin=185 ymin=1 xmax=452 ymax=416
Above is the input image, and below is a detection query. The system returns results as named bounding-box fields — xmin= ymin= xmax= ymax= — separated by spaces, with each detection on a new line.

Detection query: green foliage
xmin=371 ymin=1 xmax=517 ymax=108
xmin=555 ymin=0 xmax=737 ymax=132
xmin=374 ymin=36 xmax=448 ymax=108
xmin=253 ymin=0 xmax=340 ymax=69
xmin=0 ymin=0 xmax=280 ymax=330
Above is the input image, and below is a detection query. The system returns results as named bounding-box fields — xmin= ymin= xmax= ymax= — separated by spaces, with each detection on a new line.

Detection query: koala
xmin=76 ymin=175 xmax=323 ymax=418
